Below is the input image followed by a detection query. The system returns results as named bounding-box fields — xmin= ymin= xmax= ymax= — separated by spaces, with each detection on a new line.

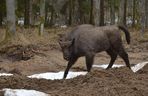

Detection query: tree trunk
xmin=49 ymin=5 xmax=54 ymax=27
xmin=99 ymin=0 xmax=104 ymax=26
xmin=93 ymin=0 xmax=100 ymax=26
xmin=24 ymin=0 xmax=30 ymax=27
xmin=73 ymin=0 xmax=79 ymax=24
xmin=68 ymin=0 xmax=72 ymax=25
xmin=30 ymin=0 xmax=35 ymax=26
xmin=39 ymin=0 xmax=45 ymax=36
xmin=78 ymin=0 xmax=85 ymax=24
xmin=119 ymin=0 xmax=127 ymax=26
xmin=124 ymin=0 xmax=127 ymax=25
xmin=6 ymin=0 xmax=16 ymax=35
xmin=110 ymin=0 xmax=115 ymax=25
xmin=89 ymin=0 xmax=94 ymax=25
xmin=0 ymin=12 xmax=2 ymax=26
xmin=140 ymin=0 xmax=146 ymax=36
xmin=132 ymin=0 xmax=136 ymax=27
xmin=1 ymin=0 xmax=16 ymax=45
xmin=0 ymin=0 xmax=2 ymax=26
xmin=45 ymin=2 xmax=48 ymax=27
xmin=145 ymin=0 xmax=148 ymax=28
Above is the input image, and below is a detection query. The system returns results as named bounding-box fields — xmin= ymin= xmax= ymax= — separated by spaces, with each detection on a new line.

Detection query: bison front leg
xmin=63 ymin=57 xmax=78 ymax=79
xmin=85 ymin=54 xmax=95 ymax=72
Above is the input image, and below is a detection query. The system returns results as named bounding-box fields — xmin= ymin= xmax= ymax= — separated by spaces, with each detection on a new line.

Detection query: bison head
xmin=58 ymin=36 xmax=75 ymax=61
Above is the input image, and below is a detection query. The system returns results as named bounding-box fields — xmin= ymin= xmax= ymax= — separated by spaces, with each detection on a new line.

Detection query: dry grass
xmin=0 ymin=27 xmax=147 ymax=50
xmin=0 ymin=27 xmax=72 ymax=49
xmin=129 ymin=28 xmax=148 ymax=43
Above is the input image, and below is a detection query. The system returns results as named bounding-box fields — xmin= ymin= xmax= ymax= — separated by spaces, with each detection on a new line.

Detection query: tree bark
xmin=140 ymin=0 xmax=146 ymax=35
xmin=45 ymin=1 xmax=48 ymax=27
xmin=119 ymin=0 xmax=127 ymax=26
xmin=6 ymin=0 xmax=16 ymax=35
xmin=39 ymin=0 xmax=45 ymax=36
xmin=99 ymin=0 xmax=104 ymax=26
xmin=68 ymin=0 xmax=72 ymax=25
xmin=132 ymin=0 xmax=136 ymax=27
xmin=0 ymin=12 xmax=2 ymax=26
xmin=78 ymin=0 xmax=86 ymax=24
xmin=93 ymin=0 xmax=100 ymax=26
xmin=24 ymin=0 xmax=30 ymax=27
xmin=145 ymin=0 xmax=148 ymax=28
xmin=89 ymin=0 xmax=94 ymax=25
xmin=110 ymin=0 xmax=115 ymax=25
xmin=49 ymin=5 xmax=54 ymax=27
xmin=30 ymin=0 xmax=35 ymax=26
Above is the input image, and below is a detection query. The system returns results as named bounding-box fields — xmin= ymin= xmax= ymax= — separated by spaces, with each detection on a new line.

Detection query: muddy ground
xmin=0 ymin=28 xmax=148 ymax=96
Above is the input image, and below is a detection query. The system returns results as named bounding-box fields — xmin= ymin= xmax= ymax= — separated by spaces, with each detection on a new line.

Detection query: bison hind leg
xmin=118 ymin=47 xmax=131 ymax=69
xmin=106 ymin=49 xmax=117 ymax=69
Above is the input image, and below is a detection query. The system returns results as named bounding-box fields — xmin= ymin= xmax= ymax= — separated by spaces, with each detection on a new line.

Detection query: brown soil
xmin=0 ymin=28 xmax=148 ymax=96
xmin=0 ymin=67 xmax=148 ymax=96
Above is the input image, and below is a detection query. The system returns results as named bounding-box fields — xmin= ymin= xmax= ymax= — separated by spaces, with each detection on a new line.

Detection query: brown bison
xmin=59 ymin=24 xmax=131 ymax=79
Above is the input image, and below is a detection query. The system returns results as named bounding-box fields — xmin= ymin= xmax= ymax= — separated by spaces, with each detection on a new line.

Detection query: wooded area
xmin=0 ymin=1 xmax=148 ymax=28
xmin=0 ymin=0 xmax=148 ymax=42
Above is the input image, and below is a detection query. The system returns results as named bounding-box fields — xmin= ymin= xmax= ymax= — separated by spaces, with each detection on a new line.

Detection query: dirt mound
xmin=137 ymin=63 xmax=148 ymax=74
xmin=0 ymin=45 xmax=41 ymax=61
xmin=0 ymin=67 xmax=148 ymax=96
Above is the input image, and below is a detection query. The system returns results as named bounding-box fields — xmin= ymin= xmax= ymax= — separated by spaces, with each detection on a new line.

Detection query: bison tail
xmin=118 ymin=25 xmax=130 ymax=44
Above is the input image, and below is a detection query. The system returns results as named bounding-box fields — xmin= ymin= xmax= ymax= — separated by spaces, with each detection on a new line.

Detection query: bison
xmin=58 ymin=24 xmax=131 ymax=79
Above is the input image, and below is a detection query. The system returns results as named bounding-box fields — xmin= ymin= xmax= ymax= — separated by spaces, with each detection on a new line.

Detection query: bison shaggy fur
xmin=58 ymin=24 xmax=131 ymax=79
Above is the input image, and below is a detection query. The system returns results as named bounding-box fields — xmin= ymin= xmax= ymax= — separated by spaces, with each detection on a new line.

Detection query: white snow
xmin=131 ymin=62 xmax=148 ymax=72
xmin=93 ymin=64 xmax=124 ymax=69
xmin=28 ymin=71 xmax=87 ymax=80
xmin=2 ymin=88 xmax=49 ymax=96
xmin=60 ymin=25 xmax=67 ymax=28
xmin=0 ymin=73 xmax=13 ymax=76
xmin=93 ymin=62 xmax=148 ymax=73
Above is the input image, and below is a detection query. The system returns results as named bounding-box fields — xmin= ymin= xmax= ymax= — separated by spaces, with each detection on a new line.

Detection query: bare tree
xmin=0 ymin=0 xmax=16 ymax=45
xmin=145 ymin=0 xmax=148 ymax=28
xmin=93 ymin=0 xmax=100 ymax=26
xmin=110 ymin=0 xmax=115 ymax=25
xmin=119 ymin=0 xmax=127 ymax=26
xmin=30 ymin=0 xmax=35 ymax=26
xmin=140 ymin=0 xmax=146 ymax=36
xmin=68 ymin=0 xmax=72 ymax=25
xmin=6 ymin=0 xmax=16 ymax=35
xmin=89 ymin=0 xmax=94 ymax=24
xmin=99 ymin=0 xmax=104 ymax=26
xmin=24 ymin=0 xmax=30 ymax=27
xmin=39 ymin=0 xmax=45 ymax=36
xmin=132 ymin=0 xmax=136 ymax=27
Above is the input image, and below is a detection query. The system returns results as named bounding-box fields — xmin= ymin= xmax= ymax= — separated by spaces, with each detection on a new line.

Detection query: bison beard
xmin=59 ymin=24 xmax=131 ymax=79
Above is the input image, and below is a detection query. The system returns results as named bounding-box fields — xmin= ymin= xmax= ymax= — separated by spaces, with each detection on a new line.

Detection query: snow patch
xmin=0 ymin=73 xmax=13 ymax=76
xmin=131 ymin=62 xmax=148 ymax=72
xmin=28 ymin=71 xmax=87 ymax=80
xmin=3 ymin=88 xmax=49 ymax=96
xmin=93 ymin=64 xmax=124 ymax=69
